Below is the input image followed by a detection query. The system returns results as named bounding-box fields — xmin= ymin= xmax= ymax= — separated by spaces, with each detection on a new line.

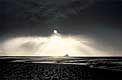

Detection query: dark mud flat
xmin=0 ymin=57 xmax=122 ymax=80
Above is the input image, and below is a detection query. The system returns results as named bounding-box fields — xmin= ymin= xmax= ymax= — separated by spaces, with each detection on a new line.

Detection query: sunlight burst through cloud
xmin=0 ymin=30 xmax=110 ymax=56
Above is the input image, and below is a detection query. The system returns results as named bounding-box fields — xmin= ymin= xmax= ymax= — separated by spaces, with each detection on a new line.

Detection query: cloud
xmin=0 ymin=33 xmax=121 ymax=56
xmin=4 ymin=0 xmax=95 ymax=23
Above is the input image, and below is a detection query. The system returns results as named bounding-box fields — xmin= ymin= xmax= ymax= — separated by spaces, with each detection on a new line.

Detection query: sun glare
xmin=0 ymin=30 xmax=109 ymax=56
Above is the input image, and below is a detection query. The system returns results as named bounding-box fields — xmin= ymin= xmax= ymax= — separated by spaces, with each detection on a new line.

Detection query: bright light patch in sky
xmin=0 ymin=30 xmax=117 ymax=56
xmin=53 ymin=30 xmax=58 ymax=34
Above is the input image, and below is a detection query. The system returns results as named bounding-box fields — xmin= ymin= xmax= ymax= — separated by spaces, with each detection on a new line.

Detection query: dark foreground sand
xmin=0 ymin=57 xmax=122 ymax=80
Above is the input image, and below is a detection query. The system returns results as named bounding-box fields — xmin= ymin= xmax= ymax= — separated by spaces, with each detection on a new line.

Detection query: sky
xmin=0 ymin=0 xmax=121 ymax=56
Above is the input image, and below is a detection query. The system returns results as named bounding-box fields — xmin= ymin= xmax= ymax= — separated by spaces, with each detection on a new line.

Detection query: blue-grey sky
xmin=0 ymin=0 xmax=121 ymax=56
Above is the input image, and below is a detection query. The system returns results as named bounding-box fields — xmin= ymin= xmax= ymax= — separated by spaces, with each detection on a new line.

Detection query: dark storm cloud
xmin=0 ymin=0 xmax=121 ymax=33
xmin=1 ymin=0 xmax=94 ymax=24
xmin=1 ymin=0 xmax=120 ymax=26
xmin=4 ymin=0 xmax=93 ymax=16
xmin=0 ymin=0 xmax=120 ymax=34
